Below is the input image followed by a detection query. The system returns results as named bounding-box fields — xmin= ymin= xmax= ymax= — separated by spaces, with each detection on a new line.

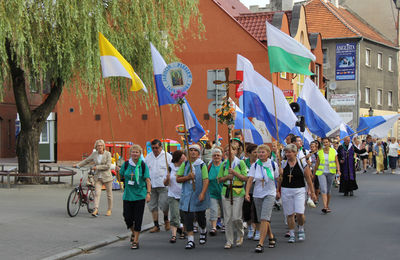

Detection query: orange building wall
xmin=56 ymin=0 xmax=273 ymax=161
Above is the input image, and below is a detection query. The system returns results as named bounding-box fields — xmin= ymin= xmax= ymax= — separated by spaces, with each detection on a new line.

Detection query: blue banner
xmin=335 ymin=43 xmax=356 ymax=81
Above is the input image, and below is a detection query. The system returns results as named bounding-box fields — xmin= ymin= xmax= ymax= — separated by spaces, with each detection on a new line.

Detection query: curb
xmin=42 ymin=223 xmax=154 ymax=260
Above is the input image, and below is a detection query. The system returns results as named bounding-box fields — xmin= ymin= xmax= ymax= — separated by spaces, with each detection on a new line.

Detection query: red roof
xmin=214 ymin=0 xmax=251 ymax=16
xmin=235 ymin=11 xmax=292 ymax=42
xmin=235 ymin=12 xmax=274 ymax=42
xmin=304 ymin=0 xmax=396 ymax=47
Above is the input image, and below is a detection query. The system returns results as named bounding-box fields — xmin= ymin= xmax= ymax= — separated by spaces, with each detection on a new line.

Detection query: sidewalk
xmin=0 ymin=158 xmax=159 ymax=260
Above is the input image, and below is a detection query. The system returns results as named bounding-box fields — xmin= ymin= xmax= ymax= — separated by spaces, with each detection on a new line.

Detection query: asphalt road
xmin=72 ymin=171 xmax=400 ymax=260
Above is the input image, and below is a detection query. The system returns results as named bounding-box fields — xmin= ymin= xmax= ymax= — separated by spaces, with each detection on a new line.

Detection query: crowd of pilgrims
xmin=77 ymin=132 xmax=399 ymax=252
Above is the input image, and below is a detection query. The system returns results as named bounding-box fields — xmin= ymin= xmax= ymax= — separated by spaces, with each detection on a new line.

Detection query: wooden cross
xmin=213 ymin=68 xmax=241 ymax=204
xmin=288 ymin=166 xmax=294 ymax=183
xmin=213 ymin=68 xmax=242 ymax=97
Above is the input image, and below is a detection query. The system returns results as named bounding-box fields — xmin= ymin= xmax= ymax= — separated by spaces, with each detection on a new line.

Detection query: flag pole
xmin=179 ymin=101 xmax=195 ymax=191
xmin=105 ymin=88 xmax=121 ymax=185
xmin=157 ymin=104 xmax=171 ymax=179
xmin=272 ymin=72 xmax=282 ymax=165
xmin=242 ymin=94 xmax=246 ymax=155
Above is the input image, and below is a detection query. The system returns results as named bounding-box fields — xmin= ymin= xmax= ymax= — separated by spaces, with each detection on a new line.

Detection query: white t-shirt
xmin=145 ymin=150 xmax=172 ymax=188
xmin=248 ymin=159 xmax=279 ymax=198
xmin=166 ymin=163 xmax=182 ymax=199
xmin=388 ymin=142 xmax=400 ymax=157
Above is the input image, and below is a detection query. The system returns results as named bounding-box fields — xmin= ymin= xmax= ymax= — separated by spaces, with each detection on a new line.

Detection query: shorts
xmin=168 ymin=197 xmax=181 ymax=227
xmin=209 ymin=198 xmax=223 ymax=221
xmin=318 ymin=172 xmax=335 ymax=194
xmin=253 ymin=195 xmax=275 ymax=222
xmin=360 ymin=155 xmax=368 ymax=160
xmin=281 ymin=187 xmax=306 ymax=215
xmin=148 ymin=187 xmax=169 ymax=212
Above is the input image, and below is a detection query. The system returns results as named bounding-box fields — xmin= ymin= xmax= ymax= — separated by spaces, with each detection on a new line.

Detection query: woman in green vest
xmin=119 ymin=144 xmax=151 ymax=249
xmin=314 ymin=138 xmax=341 ymax=214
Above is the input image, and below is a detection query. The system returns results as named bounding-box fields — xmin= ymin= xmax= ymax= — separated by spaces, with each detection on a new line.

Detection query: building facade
xmin=305 ymin=0 xmax=399 ymax=136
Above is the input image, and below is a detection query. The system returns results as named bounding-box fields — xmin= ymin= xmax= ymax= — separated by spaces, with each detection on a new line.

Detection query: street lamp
xmin=368 ymin=107 xmax=374 ymax=117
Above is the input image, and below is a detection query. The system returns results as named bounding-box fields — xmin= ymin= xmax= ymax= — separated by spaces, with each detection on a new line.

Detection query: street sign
xmin=207 ymin=69 xmax=227 ymax=99
xmin=208 ymin=100 xmax=224 ymax=119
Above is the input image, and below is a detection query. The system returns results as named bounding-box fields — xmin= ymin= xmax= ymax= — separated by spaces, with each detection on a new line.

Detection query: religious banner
xmin=335 ymin=43 xmax=356 ymax=81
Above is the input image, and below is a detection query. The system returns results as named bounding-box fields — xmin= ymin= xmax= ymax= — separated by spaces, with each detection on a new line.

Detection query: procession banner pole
xmin=179 ymin=101 xmax=195 ymax=191
xmin=214 ymin=68 xmax=242 ymax=205
xmin=242 ymin=90 xmax=246 ymax=156
xmin=105 ymin=88 xmax=121 ymax=185
xmin=272 ymin=72 xmax=282 ymax=165
xmin=338 ymin=127 xmax=368 ymax=142
xmin=157 ymin=105 xmax=171 ymax=177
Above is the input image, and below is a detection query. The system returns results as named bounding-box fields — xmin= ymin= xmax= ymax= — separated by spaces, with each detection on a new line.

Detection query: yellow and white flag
xmin=98 ymin=32 xmax=147 ymax=92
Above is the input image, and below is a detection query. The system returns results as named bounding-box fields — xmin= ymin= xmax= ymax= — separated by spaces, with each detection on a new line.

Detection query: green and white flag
xmin=266 ymin=22 xmax=316 ymax=75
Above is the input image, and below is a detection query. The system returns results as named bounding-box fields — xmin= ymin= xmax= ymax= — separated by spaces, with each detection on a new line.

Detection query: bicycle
xmin=67 ymin=168 xmax=96 ymax=217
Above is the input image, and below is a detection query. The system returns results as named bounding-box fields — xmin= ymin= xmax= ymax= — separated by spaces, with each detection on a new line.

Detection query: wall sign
xmin=335 ymin=43 xmax=356 ymax=81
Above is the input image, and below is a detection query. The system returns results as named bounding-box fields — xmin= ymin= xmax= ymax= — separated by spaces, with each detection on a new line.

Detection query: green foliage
xmin=0 ymin=0 xmax=203 ymax=107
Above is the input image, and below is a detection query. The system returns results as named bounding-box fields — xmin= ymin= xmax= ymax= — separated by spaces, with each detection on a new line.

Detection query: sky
xmin=240 ymin=0 xmax=304 ymax=8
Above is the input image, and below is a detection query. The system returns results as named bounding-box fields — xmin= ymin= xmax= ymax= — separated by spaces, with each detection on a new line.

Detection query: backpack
xmin=121 ymin=160 xmax=146 ymax=182
xmin=254 ymin=160 xmax=276 ymax=172
xmin=281 ymin=158 xmax=306 ymax=175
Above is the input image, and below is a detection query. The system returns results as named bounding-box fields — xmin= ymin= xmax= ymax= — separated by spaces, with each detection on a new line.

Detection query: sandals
xmin=268 ymin=236 xmax=277 ymax=248
xmin=255 ymin=244 xmax=264 ymax=253
xmin=185 ymin=241 xmax=195 ymax=249
xmin=169 ymin=236 xmax=177 ymax=243
xmin=321 ymin=208 xmax=328 ymax=214
xmin=199 ymin=233 xmax=207 ymax=245
xmin=209 ymin=228 xmax=217 ymax=236
xmin=326 ymin=208 xmax=332 ymax=213
xmin=224 ymin=243 xmax=232 ymax=249
xmin=131 ymin=242 xmax=139 ymax=249
xmin=179 ymin=232 xmax=186 ymax=240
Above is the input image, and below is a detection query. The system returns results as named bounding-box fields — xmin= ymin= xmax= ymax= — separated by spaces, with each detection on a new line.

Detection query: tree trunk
xmin=16 ymin=127 xmax=41 ymax=179
xmin=6 ymin=39 xmax=64 ymax=178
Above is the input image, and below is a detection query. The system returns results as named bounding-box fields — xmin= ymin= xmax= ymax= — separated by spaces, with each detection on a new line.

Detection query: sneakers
xmin=247 ymin=226 xmax=254 ymax=239
xmin=298 ymin=231 xmax=305 ymax=241
xmin=224 ymin=243 xmax=232 ymax=249
xmin=288 ymin=235 xmax=295 ymax=243
xmin=149 ymin=226 xmax=160 ymax=233
xmin=253 ymin=231 xmax=260 ymax=241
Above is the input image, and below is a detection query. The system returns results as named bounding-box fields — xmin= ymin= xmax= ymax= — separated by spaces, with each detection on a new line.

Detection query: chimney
xmin=282 ymin=0 xmax=294 ymax=10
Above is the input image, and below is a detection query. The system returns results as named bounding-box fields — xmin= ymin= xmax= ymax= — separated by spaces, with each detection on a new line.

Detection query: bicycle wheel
xmin=86 ymin=189 xmax=95 ymax=213
xmin=67 ymin=188 xmax=81 ymax=217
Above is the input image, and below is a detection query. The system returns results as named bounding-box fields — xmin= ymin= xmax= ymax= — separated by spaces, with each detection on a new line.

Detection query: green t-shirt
xmin=208 ymin=163 xmax=222 ymax=199
xmin=217 ymin=159 xmax=247 ymax=197
xmin=176 ymin=161 xmax=208 ymax=179
xmin=120 ymin=161 xmax=150 ymax=201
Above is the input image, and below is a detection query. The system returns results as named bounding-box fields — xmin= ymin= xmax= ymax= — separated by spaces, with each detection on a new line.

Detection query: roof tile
xmin=304 ymin=0 xmax=396 ymax=47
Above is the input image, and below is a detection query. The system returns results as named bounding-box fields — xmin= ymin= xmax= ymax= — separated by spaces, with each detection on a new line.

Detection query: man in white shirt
xmin=145 ymin=139 xmax=172 ymax=233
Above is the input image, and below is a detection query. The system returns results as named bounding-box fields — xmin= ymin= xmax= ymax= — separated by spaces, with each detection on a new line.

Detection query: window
xmin=388 ymin=91 xmax=393 ymax=106
xmin=280 ymin=72 xmax=287 ymax=79
xmin=377 ymin=53 xmax=382 ymax=69
xmin=365 ymin=87 xmax=370 ymax=104
xmin=365 ymin=49 xmax=371 ymax=66
xmin=297 ymin=74 xmax=305 ymax=94
xmin=40 ymin=122 xmax=49 ymax=143
xmin=388 ymin=56 xmax=393 ymax=72
xmin=315 ymin=64 xmax=321 ymax=87
xmin=377 ymin=89 xmax=382 ymax=105
xmin=323 ymin=49 xmax=328 ymax=65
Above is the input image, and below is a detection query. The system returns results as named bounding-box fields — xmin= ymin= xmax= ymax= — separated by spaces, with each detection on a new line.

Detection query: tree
xmin=0 ymin=0 xmax=203 ymax=175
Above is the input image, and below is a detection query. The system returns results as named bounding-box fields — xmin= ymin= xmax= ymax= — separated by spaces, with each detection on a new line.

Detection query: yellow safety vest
xmin=316 ymin=148 xmax=337 ymax=175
